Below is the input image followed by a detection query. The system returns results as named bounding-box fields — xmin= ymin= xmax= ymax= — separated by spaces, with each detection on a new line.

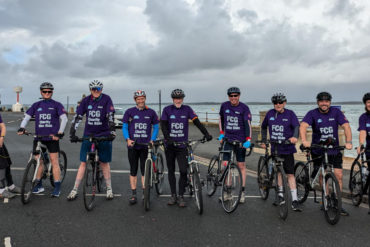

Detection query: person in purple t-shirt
xmin=218 ymin=87 xmax=252 ymax=204
xmin=161 ymin=89 xmax=212 ymax=207
xmin=67 ymin=80 xmax=116 ymax=201
xmin=0 ymin=113 xmax=19 ymax=199
xmin=357 ymin=93 xmax=370 ymax=157
xmin=122 ymin=90 xmax=159 ymax=204
xmin=300 ymin=92 xmax=352 ymax=216
xmin=261 ymin=93 xmax=302 ymax=211
xmin=17 ymin=82 xmax=68 ymax=197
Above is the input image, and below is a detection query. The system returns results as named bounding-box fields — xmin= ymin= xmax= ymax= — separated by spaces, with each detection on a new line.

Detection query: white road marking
xmin=4 ymin=198 xmax=9 ymax=203
xmin=4 ymin=237 xmax=11 ymax=247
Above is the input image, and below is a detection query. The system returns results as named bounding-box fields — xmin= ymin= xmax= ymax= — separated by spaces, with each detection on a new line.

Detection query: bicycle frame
xmin=29 ymin=138 xmax=53 ymax=183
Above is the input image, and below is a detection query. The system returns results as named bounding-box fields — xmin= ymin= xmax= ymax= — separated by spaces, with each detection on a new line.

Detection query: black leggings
xmin=0 ymin=144 xmax=13 ymax=186
xmin=128 ymin=148 xmax=148 ymax=176
xmin=165 ymin=146 xmax=188 ymax=196
xmin=0 ymin=168 xmax=5 ymax=189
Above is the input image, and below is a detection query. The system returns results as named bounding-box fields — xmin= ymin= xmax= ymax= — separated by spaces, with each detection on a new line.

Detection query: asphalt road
xmin=0 ymin=112 xmax=369 ymax=247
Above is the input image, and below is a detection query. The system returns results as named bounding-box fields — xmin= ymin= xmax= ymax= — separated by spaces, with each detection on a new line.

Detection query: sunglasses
xmin=91 ymin=87 xmax=102 ymax=92
xmin=42 ymin=91 xmax=53 ymax=94
xmin=228 ymin=94 xmax=239 ymax=98
xmin=273 ymin=101 xmax=284 ymax=105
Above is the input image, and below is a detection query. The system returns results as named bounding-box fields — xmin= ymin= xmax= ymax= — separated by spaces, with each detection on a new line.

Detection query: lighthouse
xmin=12 ymin=86 xmax=23 ymax=112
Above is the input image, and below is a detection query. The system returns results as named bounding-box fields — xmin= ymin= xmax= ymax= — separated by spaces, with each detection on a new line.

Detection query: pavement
xmin=0 ymin=112 xmax=370 ymax=247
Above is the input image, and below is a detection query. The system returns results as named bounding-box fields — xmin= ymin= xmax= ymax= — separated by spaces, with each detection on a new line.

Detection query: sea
xmin=1 ymin=102 xmax=365 ymax=157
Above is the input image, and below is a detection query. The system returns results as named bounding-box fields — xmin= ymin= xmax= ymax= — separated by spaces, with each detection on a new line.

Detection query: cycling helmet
xmin=134 ymin=90 xmax=146 ymax=99
xmin=362 ymin=92 xmax=370 ymax=104
xmin=40 ymin=82 xmax=54 ymax=90
xmin=271 ymin=93 xmax=287 ymax=104
xmin=171 ymin=89 xmax=185 ymax=99
xmin=89 ymin=80 xmax=103 ymax=89
xmin=227 ymin=87 xmax=241 ymax=96
xmin=316 ymin=92 xmax=332 ymax=101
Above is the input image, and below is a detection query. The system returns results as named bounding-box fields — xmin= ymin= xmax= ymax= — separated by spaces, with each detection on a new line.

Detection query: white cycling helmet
xmin=89 ymin=80 xmax=103 ymax=90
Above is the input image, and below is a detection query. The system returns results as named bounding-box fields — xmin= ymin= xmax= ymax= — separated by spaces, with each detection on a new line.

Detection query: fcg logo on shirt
xmin=225 ymin=109 xmax=230 ymax=113
xmin=133 ymin=115 xmax=139 ymax=119
xmin=317 ymin=119 xmax=322 ymax=123
xmin=170 ymin=115 xmax=176 ymax=119
xmin=269 ymin=117 xmax=275 ymax=121
xmin=88 ymin=105 xmax=93 ymax=110
xmin=37 ymin=108 xmax=42 ymax=112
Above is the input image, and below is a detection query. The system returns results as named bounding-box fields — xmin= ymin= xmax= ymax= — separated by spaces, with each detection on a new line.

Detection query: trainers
xmin=8 ymin=185 xmax=21 ymax=194
xmin=341 ymin=207 xmax=349 ymax=216
xmin=106 ymin=188 xmax=114 ymax=200
xmin=129 ymin=195 xmax=137 ymax=205
xmin=32 ymin=182 xmax=45 ymax=194
xmin=67 ymin=189 xmax=78 ymax=201
xmin=51 ymin=187 xmax=61 ymax=198
xmin=0 ymin=190 xmax=17 ymax=199
xmin=291 ymin=200 xmax=302 ymax=212
xmin=178 ymin=196 xmax=186 ymax=208
xmin=219 ymin=192 xmax=232 ymax=202
xmin=278 ymin=195 xmax=285 ymax=205
xmin=167 ymin=194 xmax=177 ymax=205
xmin=239 ymin=192 xmax=245 ymax=204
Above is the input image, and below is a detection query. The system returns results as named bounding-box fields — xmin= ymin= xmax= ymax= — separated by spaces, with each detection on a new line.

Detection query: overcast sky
xmin=0 ymin=0 xmax=369 ymax=105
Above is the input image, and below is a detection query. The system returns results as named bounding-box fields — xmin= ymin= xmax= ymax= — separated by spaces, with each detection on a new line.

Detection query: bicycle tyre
xmin=322 ymin=172 xmax=342 ymax=225
xmin=50 ymin=150 xmax=68 ymax=187
xmin=206 ymin=155 xmax=218 ymax=196
xmin=96 ymin=166 xmax=104 ymax=193
xmin=21 ymin=159 xmax=37 ymax=205
xmin=144 ymin=159 xmax=152 ymax=211
xmin=221 ymin=163 xmax=242 ymax=213
xmin=154 ymin=153 xmax=165 ymax=195
xmin=83 ymin=160 xmax=97 ymax=211
xmin=294 ymin=161 xmax=310 ymax=204
xmin=192 ymin=165 xmax=203 ymax=215
xmin=257 ymin=156 xmax=270 ymax=200
xmin=349 ymin=160 xmax=363 ymax=206
xmin=276 ymin=165 xmax=289 ymax=220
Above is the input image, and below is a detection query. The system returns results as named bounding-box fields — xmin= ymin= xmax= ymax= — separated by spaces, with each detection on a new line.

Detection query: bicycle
xmin=349 ymin=145 xmax=370 ymax=209
xmin=206 ymin=138 xmax=253 ymax=213
xmin=74 ymin=135 xmax=113 ymax=211
xmin=294 ymin=141 xmax=345 ymax=225
xmin=256 ymin=140 xmax=290 ymax=220
xmin=20 ymin=133 xmax=67 ymax=204
xmin=134 ymin=140 xmax=165 ymax=211
xmin=172 ymin=138 xmax=206 ymax=214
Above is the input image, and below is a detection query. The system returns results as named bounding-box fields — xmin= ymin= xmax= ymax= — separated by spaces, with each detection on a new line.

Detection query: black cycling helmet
xmin=171 ymin=89 xmax=185 ymax=99
xmin=271 ymin=93 xmax=287 ymax=104
xmin=316 ymin=92 xmax=332 ymax=101
xmin=40 ymin=82 xmax=54 ymax=90
xmin=227 ymin=87 xmax=241 ymax=96
xmin=363 ymin=92 xmax=370 ymax=104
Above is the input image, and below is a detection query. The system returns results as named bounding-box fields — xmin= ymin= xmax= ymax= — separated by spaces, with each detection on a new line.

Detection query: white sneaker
xmin=67 ymin=189 xmax=78 ymax=201
xmin=239 ymin=192 xmax=245 ymax=204
xmin=219 ymin=192 xmax=232 ymax=202
xmin=106 ymin=187 xmax=114 ymax=200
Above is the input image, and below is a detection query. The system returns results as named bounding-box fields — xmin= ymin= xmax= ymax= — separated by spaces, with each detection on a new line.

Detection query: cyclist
xmin=17 ymin=82 xmax=68 ymax=197
xmin=67 ymin=80 xmax=116 ymax=200
xmin=300 ymin=92 xmax=352 ymax=216
xmin=122 ymin=90 xmax=159 ymax=205
xmin=218 ymin=87 xmax=252 ymax=204
xmin=161 ymin=89 xmax=212 ymax=207
xmin=357 ymin=92 xmax=370 ymax=214
xmin=260 ymin=93 xmax=302 ymax=211
xmin=0 ymin=113 xmax=19 ymax=199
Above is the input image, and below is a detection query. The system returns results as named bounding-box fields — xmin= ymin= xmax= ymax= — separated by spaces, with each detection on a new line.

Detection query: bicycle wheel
xmin=154 ymin=153 xmax=165 ymax=195
xmin=322 ymin=172 xmax=342 ymax=225
xmin=257 ymin=156 xmax=270 ymax=200
xmin=192 ymin=165 xmax=203 ymax=214
xmin=83 ymin=161 xmax=97 ymax=211
xmin=275 ymin=165 xmax=289 ymax=220
xmin=349 ymin=160 xmax=363 ymax=206
xmin=206 ymin=155 xmax=218 ymax=196
xmin=21 ymin=159 xmax=37 ymax=204
xmin=294 ymin=161 xmax=310 ymax=204
xmin=221 ymin=163 xmax=242 ymax=213
xmin=144 ymin=159 xmax=152 ymax=211
xmin=50 ymin=150 xmax=68 ymax=187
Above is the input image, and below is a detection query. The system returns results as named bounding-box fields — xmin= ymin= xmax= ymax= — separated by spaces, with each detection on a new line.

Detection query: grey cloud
xmin=325 ymin=0 xmax=361 ymax=20
xmin=237 ymin=9 xmax=258 ymax=23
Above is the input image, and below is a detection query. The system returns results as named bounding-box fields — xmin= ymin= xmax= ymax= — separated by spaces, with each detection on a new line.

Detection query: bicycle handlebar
xmin=73 ymin=136 xmax=114 ymax=143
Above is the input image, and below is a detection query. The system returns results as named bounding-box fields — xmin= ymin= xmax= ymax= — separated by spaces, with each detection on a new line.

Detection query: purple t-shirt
xmin=261 ymin=108 xmax=299 ymax=154
xmin=123 ymin=106 xmax=159 ymax=149
xmin=161 ymin=104 xmax=197 ymax=144
xmin=0 ymin=113 xmax=3 ymax=136
xmin=358 ymin=112 xmax=370 ymax=152
xmin=77 ymin=94 xmax=115 ymax=137
xmin=302 ymin=107 xmax=349 ymax=155
xmin=219 ymin=101 xmax=252 ymax=142
xmin=26 ymin=99 xmax=67 ymax=139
